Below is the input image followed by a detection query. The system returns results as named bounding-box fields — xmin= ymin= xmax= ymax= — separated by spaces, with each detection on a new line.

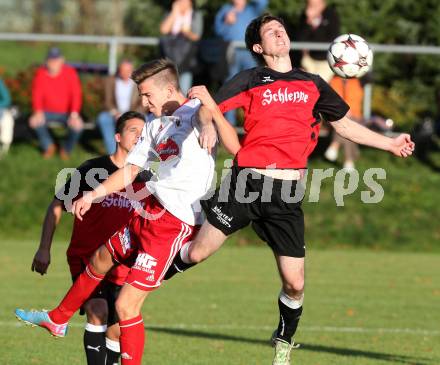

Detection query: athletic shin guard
xmin=119 ymin=315 xmax=145 ymax=365
xmin=276 ymin=291 xmax=304 ymax=344
xmin=83 ymin=323 xmax=107 ymax=365
xmin=105 ymin=337 xmax=121 ymax=365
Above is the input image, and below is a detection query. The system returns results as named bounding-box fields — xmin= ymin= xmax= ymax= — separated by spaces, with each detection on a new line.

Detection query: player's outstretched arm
xmin=31 ymin=199 xmax=63 ymax=275
xmin=189 ymin=85 xmax=241 ymax=155
xmin=72 ymin=164 xmax=140 ymax=220
xmin=330 ymin=115 xmax=415 ymax=157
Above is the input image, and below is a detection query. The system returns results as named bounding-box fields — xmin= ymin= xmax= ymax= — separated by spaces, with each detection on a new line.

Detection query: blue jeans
xmin=225 ymin=49 xmax=257 ymax=126
xmin=34 ymin=112 xmax=83 ymax=153
xmin=97 ymin=111 xmax=116 ymax=154
xmin=179 ymin=71 xmax=193 ymax=96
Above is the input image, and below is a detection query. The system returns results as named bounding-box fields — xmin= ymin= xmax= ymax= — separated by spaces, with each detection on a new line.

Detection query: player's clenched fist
xmin=31 ymin=248 xmax=51 ymax=275
xmin=188 ymin=85 xmax=217 ymax=112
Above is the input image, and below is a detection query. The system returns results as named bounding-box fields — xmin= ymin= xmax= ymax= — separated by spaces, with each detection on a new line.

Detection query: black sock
xmin=105 ymin=337 xmax=120 ymax=365
xmin=163 ymin=250 xmax=196 ymax=280
xmin=83 ymin=326 xmax=107 ymax=365
xmin=276 ymin=299 xmax=303 ymax=344
xmin=105 ymin=349 xmax=120 ymax=365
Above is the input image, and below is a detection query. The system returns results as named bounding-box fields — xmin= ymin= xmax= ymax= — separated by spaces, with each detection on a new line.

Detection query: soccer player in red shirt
xmin=165 ymin=14 xmax=415 ymax=365
xmin=30 ymin=111 xmax=147 ymax=365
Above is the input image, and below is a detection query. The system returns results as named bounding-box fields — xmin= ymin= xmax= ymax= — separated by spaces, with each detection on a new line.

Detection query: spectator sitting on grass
xmin=29 ymin=47 xmax=83 ymax=160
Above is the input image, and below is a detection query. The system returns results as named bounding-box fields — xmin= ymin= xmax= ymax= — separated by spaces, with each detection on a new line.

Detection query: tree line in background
xmin=2 ymin=0 xmax=440 ymax=128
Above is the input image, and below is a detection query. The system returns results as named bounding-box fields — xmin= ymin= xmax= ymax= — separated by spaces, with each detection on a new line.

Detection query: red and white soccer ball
xmin=327 ymin=34 xmax=373 ymax=78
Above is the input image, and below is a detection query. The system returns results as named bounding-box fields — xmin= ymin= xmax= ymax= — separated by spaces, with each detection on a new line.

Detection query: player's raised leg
xmin=15 ymin=244 xmax=115 ymax=336
xmin=164 ymin=221 xmax=227 ymax=279
xmin=272 ymin=255 xmax=304 ymax=365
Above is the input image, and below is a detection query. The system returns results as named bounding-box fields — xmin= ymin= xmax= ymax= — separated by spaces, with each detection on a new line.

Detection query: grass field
xmin=1 ymin=239 xmax=439 ymax=365
xmin=0 ymin=135 xmax=439 ymax=364
xmin=1 ymin=30 xmax=439 ymax=365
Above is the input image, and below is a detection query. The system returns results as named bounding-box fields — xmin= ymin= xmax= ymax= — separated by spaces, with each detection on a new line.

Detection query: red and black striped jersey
xmin=215 ymin=66 xmax=349 ymax=169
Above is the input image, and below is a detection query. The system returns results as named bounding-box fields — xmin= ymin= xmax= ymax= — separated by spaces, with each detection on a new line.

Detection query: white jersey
xmin=127 ymin=98 xmax=216 ymax=225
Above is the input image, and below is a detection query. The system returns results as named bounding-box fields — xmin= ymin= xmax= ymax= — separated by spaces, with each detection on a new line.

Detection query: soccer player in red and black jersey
xmin=165 ymin=14 xmax=415 ymax=364
xmin=30 ymin=111 xmax=148 ymax=365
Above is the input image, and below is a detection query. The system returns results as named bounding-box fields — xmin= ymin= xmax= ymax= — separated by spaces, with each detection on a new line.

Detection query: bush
xmin=81 ymin=75 xmax=105 ymax=120
xmin=3 ymin=67 xmax=34 ymax=114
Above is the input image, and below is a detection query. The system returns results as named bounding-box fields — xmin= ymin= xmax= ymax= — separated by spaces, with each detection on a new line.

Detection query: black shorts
xmin=201 ymin=165 xmax=305 ymax=257
xmin=72 ymin=273 xmax=122 ymax=326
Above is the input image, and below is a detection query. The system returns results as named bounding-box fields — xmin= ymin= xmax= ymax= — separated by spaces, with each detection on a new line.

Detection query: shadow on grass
xmin=149 ymin=327 xmax=433 ymax=365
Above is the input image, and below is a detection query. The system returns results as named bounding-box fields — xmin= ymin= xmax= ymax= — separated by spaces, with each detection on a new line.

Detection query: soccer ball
xmin=327 ymin=34 xmax=373 ymax=78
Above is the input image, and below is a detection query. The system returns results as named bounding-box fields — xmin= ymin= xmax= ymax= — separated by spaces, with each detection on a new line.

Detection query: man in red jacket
xmin=29 ymin=47 xmax=83 ymax=159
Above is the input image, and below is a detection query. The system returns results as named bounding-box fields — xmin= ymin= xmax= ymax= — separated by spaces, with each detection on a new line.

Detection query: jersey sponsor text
xmin=212 ymin=205 xmax=233 ymax=228
xmin=262 ymin=87 xmax=309 ymax=106
xmin=133 ymin=253 xmax=158 ymax=275
xmin=101 ymin=194 xmax=145 ymax=212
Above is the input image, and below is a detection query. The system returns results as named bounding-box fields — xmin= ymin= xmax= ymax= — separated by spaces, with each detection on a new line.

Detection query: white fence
xmin=2 ymin=32 xmax=440 ymax=120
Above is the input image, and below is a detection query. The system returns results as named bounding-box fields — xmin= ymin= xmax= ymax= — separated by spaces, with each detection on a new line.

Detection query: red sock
xmin=48 ymin=264 xmax=104 ymax=324
xmin=119 ymin=315 xmax=145 ymax=365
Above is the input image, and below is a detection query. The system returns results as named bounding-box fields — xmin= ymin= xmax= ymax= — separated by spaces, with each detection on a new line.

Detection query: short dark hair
xmin=115 ymin=111 xmax=145 ymax=134
xmin=245 ymin=13 xmax=286 ymax=64
xmin=131 ymin=58 xmax=179 ymax=90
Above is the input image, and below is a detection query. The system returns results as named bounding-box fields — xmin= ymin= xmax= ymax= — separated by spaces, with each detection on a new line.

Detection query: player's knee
xmin=187 ymin=238 xmax=213 ymax=263
xmin=187 ymin=247 xmax=205 ymax=264
xmin=84 ymin=299 xmax=108 ymax=324
xmin=115 ymin=297 xmax=137 ymax=321
xmin=283 ymin=277 xmax=305 ymax=296
xmin=106 ymin=323 xmax=121 ymax=340
xmin=90 ymin=246 xmax=113 ymax=275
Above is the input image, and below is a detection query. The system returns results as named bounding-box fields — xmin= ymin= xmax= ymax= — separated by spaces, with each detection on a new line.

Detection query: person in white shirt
xmin=97 ymin=60 xmax=143 ymax=154
xmin=15 ymin=59 xmax=219 ymax=365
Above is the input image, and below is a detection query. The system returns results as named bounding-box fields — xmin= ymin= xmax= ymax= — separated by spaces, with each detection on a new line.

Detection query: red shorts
xmin=105 ymin=196 xmax=196 ymax=291
xmin=67 ymin=255 xmax=130 ymax=286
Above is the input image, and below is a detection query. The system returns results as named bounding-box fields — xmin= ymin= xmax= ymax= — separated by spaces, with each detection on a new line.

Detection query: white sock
xmin=180 ymin=241 xmax=193 ymax=264
xmin=105 ymin=337 xmax=120 ymax=352
xmin=85 ymin=323 xmax=107 ymax=332
xmin=279 ymin=291 xmax=304 ymax=309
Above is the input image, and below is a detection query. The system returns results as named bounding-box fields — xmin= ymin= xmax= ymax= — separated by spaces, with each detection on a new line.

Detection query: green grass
xmin=0 ymin=41 xmax=110 ymax=74
xmin=1 ymin=239 xmax=439 ymax=364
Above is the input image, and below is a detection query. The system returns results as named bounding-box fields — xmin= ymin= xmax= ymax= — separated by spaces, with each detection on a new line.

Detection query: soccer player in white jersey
xmin=15 ymin=59 xmax=219 ymax=365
